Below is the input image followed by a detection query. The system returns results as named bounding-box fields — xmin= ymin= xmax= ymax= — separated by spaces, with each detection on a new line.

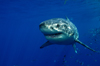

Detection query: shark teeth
xmin=44 ymin=33 xmax=62 ymax=37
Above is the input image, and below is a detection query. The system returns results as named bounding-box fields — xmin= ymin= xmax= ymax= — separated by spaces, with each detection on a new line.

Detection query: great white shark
xmin=39 ymin=18 xmax=97 ymax=53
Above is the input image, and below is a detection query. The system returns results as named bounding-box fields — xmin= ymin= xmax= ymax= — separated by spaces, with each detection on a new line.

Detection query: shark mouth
xmin=44 ymin=33 xmax=62 ymax=38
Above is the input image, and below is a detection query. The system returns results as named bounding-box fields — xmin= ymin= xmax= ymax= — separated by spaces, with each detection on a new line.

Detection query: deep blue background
xmin=0 ymin=0 xmax=100 ymax=66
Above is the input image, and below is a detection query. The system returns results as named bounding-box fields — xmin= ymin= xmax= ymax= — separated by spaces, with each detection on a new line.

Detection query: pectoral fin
xmin=75 ymin=39 xmax=97 ymax=52
xmin=72 ymin=44 xmax=77 ymax=53
xmin=40 ymin=41 xmax=52 ymax=49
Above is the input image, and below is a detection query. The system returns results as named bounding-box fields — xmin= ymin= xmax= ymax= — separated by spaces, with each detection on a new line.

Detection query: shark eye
xmin=63 ymin=25 xmax=67 ymax=28
xmin=56 ymin=24 xmax=60 ymax=28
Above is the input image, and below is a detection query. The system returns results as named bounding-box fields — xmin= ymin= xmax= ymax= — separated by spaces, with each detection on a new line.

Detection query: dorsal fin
xmin=64 ymin=0 xmax=68 ymax=4
xmin=65 ymin=16 xmax=70 ymax=21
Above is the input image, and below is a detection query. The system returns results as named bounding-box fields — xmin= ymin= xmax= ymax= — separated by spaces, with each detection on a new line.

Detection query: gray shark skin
xmin=39 ymin=18 xmax=97 ymax=53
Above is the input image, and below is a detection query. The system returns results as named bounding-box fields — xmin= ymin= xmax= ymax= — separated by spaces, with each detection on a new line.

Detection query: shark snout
xmin=39 ymin=23 xmax=45 ymax=28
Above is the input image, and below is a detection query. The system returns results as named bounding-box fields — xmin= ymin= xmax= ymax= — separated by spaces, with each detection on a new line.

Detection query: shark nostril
xmin=39 ymin=23 xmax=45 ymax=28
xmin=50 ymin=27 xmax=53 ymax=30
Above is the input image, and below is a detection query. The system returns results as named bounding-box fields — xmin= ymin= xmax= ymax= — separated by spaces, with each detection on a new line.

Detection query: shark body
xmin=39 ymin=18 xmax=97 ymax=53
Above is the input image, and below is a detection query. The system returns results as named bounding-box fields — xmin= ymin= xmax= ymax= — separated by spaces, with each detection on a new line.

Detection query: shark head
xmin=39 ymin=18 xmax=78 ymax=44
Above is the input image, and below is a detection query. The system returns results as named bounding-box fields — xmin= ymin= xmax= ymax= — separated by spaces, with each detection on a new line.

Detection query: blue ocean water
xmin=0 ymin=0 xmax=100 ymax=66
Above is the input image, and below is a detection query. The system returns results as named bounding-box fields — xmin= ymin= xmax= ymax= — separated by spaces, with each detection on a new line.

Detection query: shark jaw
xmin=43 ymin=32 xmax=74 ymax=44
xmin=44 ymin=33 xmax=62 ymax=38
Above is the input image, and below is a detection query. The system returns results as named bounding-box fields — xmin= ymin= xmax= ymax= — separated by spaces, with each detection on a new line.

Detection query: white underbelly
xmin=49 ymin=37 xmax=75 ymax=45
